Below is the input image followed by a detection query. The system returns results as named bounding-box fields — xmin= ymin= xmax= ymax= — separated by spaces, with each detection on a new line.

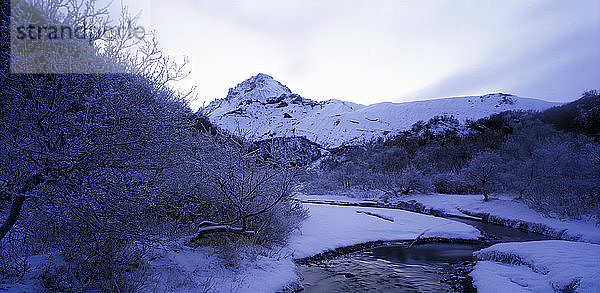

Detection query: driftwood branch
xmin=185 ymin=223 xmax=255 ymax=247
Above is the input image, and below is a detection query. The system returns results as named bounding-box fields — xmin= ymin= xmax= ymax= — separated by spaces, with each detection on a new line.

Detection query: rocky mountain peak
xmin=225 ymin=73 xmax=292 ymax=102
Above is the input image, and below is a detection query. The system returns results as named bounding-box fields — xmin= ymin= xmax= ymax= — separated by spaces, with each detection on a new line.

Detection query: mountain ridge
xmin=205 ymin=73 xmax=561 ymax=147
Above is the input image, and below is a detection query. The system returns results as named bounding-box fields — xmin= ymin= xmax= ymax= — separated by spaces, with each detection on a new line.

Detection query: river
xmin=298 ymin=205 xmax=552 ymax=292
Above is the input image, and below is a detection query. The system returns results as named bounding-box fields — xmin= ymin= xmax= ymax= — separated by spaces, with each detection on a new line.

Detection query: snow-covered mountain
xmin=205 ymin=73 xmax=560 ymax=147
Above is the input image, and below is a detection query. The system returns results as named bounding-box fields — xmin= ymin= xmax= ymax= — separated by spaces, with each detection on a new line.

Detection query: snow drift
xmin=471 ymin=240 xmax=600 ymax=293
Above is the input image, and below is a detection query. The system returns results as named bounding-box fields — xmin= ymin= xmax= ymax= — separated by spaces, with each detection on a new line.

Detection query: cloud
xmin=409 ymin=5 xmax=600 ymax=102
xmin=138 ymin=0 xmax=600 ymax=107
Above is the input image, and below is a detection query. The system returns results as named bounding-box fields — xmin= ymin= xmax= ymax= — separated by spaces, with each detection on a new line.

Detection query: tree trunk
xmin=516 ymin=190 xmax=524 ymax=201
xmin=0 ymin=195 xmax=27 ymax=240
xmin=0 ymin=175 xmax=39 ymax=240
xmin=481 ymin=178 xmax=489 ymax=201
xmin=0 ymin=174 xmax=41 ymax=240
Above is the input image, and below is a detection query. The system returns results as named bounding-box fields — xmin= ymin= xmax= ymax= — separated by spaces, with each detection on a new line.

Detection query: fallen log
xmin=185 ymin=224 xmax=255 ymax=247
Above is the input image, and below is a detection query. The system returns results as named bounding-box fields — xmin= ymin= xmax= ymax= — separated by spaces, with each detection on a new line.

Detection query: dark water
xmin=453 ymin=217 xmax=551 ymax=243
xmin=299 ymin=207 xmax=552 ymax=292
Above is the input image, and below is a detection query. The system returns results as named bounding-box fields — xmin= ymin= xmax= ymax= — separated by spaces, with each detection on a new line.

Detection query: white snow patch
xmin=148 ymin=244 xmax=300 ymax=293
xmin=471 ymin=240 xmax=600 ymax=293
xmin=0 ymin=253 xmax=65 ymax=292
xmin=470 ymin=261 xmax=554 ymax=293
xmin=299 ymin=193 xmax=600 ymax=243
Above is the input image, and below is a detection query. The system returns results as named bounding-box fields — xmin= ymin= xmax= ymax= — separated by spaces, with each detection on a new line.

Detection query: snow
xmin=141 ymin=244 xmax=300 ymax=293
xmin=288 ymin=203 xmax=482 ymax=259
xmin=398 ymin=194 xmax=600 ymax=243
xmin=470 ymin=261 xmax=554 ymax=293
xmin=297 ymin=194 xmax=600 ymax=291
xmin=298 ymin=193 xmax=600 ymax=243
xmin=223 ymin=73 xmax=292 ymax=103
xmin=470 ymin=240 xmax=600 ymax=293
xmin=1 ymin=245 xmax=301 ymax=293
xmin=0 ymin=253 xmax=65 ymax=292
xmin=79 ymin=202 xmax=483 ymax=291
xmin=205 ymin=74 xmax=560 ymax=147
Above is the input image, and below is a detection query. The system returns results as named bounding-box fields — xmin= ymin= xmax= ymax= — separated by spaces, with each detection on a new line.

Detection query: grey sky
xmin=120 ymin=0 xmax=599 ymax=107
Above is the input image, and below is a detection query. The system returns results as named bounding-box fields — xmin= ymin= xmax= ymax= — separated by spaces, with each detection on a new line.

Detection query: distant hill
xmin=538 ymin=90 xmax=600 ymax=137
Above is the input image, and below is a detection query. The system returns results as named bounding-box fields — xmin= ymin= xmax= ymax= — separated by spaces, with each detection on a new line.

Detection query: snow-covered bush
xmin=188 ymin=137 xmax=308 ymax=246
xmin=0 ymin=230 xmax=35 ymax=286
xmin=494 ymin=119 xmax=600 ymax=220
xmin=462 ymin=150 xmax=503 ymax=201
xmin=524 ymin=135 xmax=600 ymax=220
xmin=376 ymin=165 xmax=433 ymax=196
xmin=0 ymin=71 xmax=199 ymax=290
xmin=300 ymin=172 xmax=343 ymax=193
xmin=496 ymin=119 xmax=557 ymax=199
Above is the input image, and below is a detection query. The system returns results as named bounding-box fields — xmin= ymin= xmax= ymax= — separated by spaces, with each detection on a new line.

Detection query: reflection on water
xmin=300 ymin=243 xmax=481 ymax=292
xmin=368 ymin=243 xmax=484 ymax=265
xmin=453 ymin=217 xmax=551 ymax=243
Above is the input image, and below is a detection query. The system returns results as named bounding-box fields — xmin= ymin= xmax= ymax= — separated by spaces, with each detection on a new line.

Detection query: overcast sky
xmin=114 ymin=0 xmax=599 ymax=108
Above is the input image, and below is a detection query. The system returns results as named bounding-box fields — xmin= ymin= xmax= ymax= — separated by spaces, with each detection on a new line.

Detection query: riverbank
xmin=288 ymin=203 xmax=482 ymax=260
xmin=7 ymin=195 xmax=594 ymax=292
xmin=297 ymin=193 xmax=600 ymax=244
xmin=149 ymin=195 xmax=598 ymax=292
xmin=471 ymin=240 xmax=600 ymax=293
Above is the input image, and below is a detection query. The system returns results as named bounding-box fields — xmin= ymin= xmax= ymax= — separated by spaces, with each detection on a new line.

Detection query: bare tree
xmin=184 ymin=135 xmax=305 ymax=245
xmin=524 ymin=135 xmax=600 ymax=219
xmin=463 ymin=150 xmax=502 ymax=201
xmin=377 ymin=165 xmax=432 ymax=197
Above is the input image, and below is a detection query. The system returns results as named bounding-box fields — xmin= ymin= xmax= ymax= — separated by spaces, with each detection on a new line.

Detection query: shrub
xmin=376 ymin=165 xmax=433 ymax=196
xmin=462 ymin=150 xmax=503 ymax=201
xmin=432 ymin=173 xmax=479 ymax=194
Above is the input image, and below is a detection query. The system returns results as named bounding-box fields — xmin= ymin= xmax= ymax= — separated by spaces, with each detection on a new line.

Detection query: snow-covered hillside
xmin=205 ymin=73 xmax=560 ymax=147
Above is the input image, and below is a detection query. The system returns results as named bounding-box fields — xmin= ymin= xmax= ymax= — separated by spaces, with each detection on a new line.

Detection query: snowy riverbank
xmin=288 ymin=203 xmax=482 ymax=259
xmin=138 ymin=202 xmax=484 ymax=292
xmin=296 ymin=193 xmax=600 ymax=292
xmin=297 ymin=193 xmax=600 ymax=244
xmin=146 ymin=244 xmax=302 ymax=293
xmin=11 ymin=195 xmax=596 ymax=292
xmin=470 ymin=240 xmax=600 ymax=293
xmin=400 ymin=194 xmax=600 ymax=243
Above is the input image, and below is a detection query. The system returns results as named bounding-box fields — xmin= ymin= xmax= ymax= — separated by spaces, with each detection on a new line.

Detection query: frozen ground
xmin=288 ymin=203 xmax=482 ymax=259
xmin=0 ymin=242 xmax=302 ymax=293
xmin=146 ymin=243 xmax=301 ymax=293
xmin=470 ymin=240 xmax=600 ymax=293
xmin=0 ymin=253 xmax=63 ymax=292
xmin=150 ymin=203 xmax=482 ymax=291
xmin=297 ymin=193 xmax=600 ymax=244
